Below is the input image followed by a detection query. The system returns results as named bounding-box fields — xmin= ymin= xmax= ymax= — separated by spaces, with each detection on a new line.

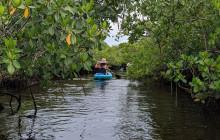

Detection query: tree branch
xmin=16 ymin=15 xmax=32 ymax=35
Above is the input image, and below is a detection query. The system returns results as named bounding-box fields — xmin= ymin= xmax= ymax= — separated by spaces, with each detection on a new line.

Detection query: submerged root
xmin=0 ymin=103 xmax=4 ymax=112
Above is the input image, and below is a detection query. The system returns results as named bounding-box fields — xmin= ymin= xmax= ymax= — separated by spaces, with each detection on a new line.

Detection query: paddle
xmin=87 ymin=53 xmax=121 ymax=79
xmin=111 ymin=71 xmax=121 ymax=79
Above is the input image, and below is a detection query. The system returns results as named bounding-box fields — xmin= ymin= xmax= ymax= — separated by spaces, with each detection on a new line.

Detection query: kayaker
xmin=126 ymin=62 xmax=131 ymax=67
xmin=95 ymin=58 xmax=110 ymax=75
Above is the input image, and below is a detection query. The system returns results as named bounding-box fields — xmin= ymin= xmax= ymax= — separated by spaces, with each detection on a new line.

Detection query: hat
xmin=99 ymin=58 xmax=108 ymax=64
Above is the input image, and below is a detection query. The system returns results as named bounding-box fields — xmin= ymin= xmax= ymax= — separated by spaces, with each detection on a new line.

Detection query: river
xmin=1 ymin=72 xmax=220 ymax=140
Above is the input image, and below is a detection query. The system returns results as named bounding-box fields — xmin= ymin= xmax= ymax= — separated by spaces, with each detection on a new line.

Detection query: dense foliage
xmin=93 ymin=43 xmax=125 ymax=66
xmin=116 ymin=0 xmax=220 ymax=100
xmin=94 ymin=38 xmax=160 ymax=79
xmin=0 ymin=0 xmax=127 ymax=86
xmin=0 ymin=0 xmax=219 ymax=101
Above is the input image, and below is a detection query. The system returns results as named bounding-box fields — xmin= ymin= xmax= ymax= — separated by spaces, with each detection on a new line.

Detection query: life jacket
xmin=98 ymin=68 xmax=107 ymax=75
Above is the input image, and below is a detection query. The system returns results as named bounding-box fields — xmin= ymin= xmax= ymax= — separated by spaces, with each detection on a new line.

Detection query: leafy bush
xmin=163 ymin=52 xmax=220 ymax=99
xmin=126 ymin=38 xmax=160 ymax=79
xmin=94 ymin=38 xmax=161 ymax=79
xmin=0 ymin=0 xmax=125 ymax=84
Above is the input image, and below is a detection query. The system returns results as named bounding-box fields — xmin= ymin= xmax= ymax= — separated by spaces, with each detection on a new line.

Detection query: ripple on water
xmin=1 ymin=77 xmax=220 ymax=140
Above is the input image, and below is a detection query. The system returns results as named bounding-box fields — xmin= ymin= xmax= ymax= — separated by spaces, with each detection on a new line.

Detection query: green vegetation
xmin=163 ymin=52 xmax=220 ymax=99
xmin=120 ymin=0 xmax=220 ymax=101
xmin=0 ymin=0 xmax=125 ymax=85
xmin=1 ymin=0 xmax=220 ymax=108
xmin=0 ymin=0 xmax=126 ymax=115
xmin=94 ymin=38 xmax=160 ymax=79
xmin=95 ymin=0 xmax=220 ymax=101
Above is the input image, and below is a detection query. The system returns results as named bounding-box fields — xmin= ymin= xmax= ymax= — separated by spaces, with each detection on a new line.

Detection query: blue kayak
xmin=94 ymin=72 xmax=112 ymax=80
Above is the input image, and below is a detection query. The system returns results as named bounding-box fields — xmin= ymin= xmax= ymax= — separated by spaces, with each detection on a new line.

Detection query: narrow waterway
xmin=1 ymin=72 xmax=220 ymax=140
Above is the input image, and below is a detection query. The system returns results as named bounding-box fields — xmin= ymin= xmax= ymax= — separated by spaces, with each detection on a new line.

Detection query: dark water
xmin=1 ymin=72 xmax=220 ymax=140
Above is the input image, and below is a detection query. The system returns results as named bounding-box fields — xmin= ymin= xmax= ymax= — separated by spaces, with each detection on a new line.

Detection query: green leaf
xmin=204 ymin=66 xmax=209 ymax=72
xmin=166 ymin=69 xmax=171 ymax=74
xmin=181 ymin=79 xmax=187 ymax=83
xmin=18 ymin=4 xmax=26 ymax=9
xmin=14 ymin=48 xmax=22 ymax=53
xmin=83 ymin=63 xmax=90 ymax=70
xmin=103 ymin=21 xmax=107 ymax=28
xmin=189 ymin=82 xmax=194 ymax=87
xmin=4 ymin=20 xmax=9 ymax=25
xmin=73 ymin=72 xmax=78 ymax=78
xmin=25 ymin=0 xmax=32 ymax=6
xmin=92 ymin=24 xmax=97 ymax=31
xmin=0 ymin=46 xmax=5 ymax=51
xmin=71 ymin=63 xmax=76 ymax=71
xmin=2 ymin=59 xmax=10 ymax=64
xmin=8 ymin=63 xmax=15 ymax=74
xmin=210 ymin=82 xmax=216 ymax=90
xmin=60 ymin=54 xmax=66 ymax=58
xmin=6 ymin=51 xmax=12 ymax=58
xmin=198 ymin=60 xmax=204 ymax=65
xmin=75 ymin=64 xmax=81 ymax=72
xmin=70 ymin=34 xmax=76 ymax=45
xmin=67 ymin=52 xmax=75 ymax=56
xmin=4 ymin=38 xmax=9 ymax=47
xmin=13 ymin=60 xmax=21 ymax=68
xmin=64 ymin=57 xmax=72 ymax=66
xmin=60 ymin=10 xmax=67 ymax=17
xmin=82 ymin=53 xmax=88 ymax=62
xmin=217 ymin=56 xmax=220 ymax=62
xmin=212 ymin=0 xmax=216 ymax=5
xmin=177 ymin=74 xmax=182 ymax=79
xmin=73 ymin=46 xmax=78 ymax=52
xmin=181 ymin=54 xmax=187 ymax=60
xmin=75 ymin=19 xmax=85 ymax=28
xmin=9 ymin=37 xmax=15 ymax=49
xmin=49 ymin=26 xmax=55 ymax=35
xmin=194 ymin=86 xmax=199 ymax=92
xmin=160 ymin=71 xmax=165 ymax=76
xmin=202 ymin=72 xmax=207 ymax=78
xmin=82 ymin=5 xmax=86 ymax=10
xmin=195 ymin=93 xmax=206 ymax=99
xmin=29 ymin=39 xmax=34 ymax=47
xmin=87 ymin=17 xmax=94 ymax=24
xmin=83 ymin=61 xmax=92 ymax=71
xmin=86 ymin=3 xmax=91 ymax=11
xmin=64 ymin=6 xmax=76 ymax=14
xmin=55 ymin=14 xmax=60 ymax=22
xmin=60 ymin=33 xmax=67 ymax=41
xmin=174 ymin=77 xmax=179 ymax=82
xmin=73 ymin=29 xmax=84 ymax=34
xmin=90 ymin=0 xmax=94 ymax=5
xmin=216 ymin=64 xmax=220 ymax=70
xmin=217 ymin=2 xmax=220 ymax=9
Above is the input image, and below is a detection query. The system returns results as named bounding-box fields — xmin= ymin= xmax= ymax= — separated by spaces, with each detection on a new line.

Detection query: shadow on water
xmin=128 ymin=83 xmax=220 ymax=140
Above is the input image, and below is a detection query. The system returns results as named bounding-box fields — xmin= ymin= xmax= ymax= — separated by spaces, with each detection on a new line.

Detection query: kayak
xmin=94 ymin=72 xmax=112 ymax=80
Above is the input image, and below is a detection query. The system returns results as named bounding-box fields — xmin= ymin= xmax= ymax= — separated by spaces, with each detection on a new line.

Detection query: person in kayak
xmin=95 ymin=58 xmax=110 ymax=75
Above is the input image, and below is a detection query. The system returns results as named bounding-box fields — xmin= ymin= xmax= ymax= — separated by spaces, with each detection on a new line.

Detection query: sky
xmin=104 ymin=22 xmax=129 ymax=46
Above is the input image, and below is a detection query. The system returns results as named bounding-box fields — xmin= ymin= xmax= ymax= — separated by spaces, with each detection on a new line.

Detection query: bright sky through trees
xmin=105 ymin=22 xmax=128 ymax=46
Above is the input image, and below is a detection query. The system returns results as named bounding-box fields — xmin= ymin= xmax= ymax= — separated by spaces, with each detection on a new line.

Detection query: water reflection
xmin=94 ymin=80 xmax=109 ymax=90
xmin=1 ymin=76 xmax=220 ymax=139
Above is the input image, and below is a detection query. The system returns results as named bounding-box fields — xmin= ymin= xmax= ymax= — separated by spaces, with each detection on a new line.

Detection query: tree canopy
xmin=0 ymin=0 xmax=128 ymax=85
